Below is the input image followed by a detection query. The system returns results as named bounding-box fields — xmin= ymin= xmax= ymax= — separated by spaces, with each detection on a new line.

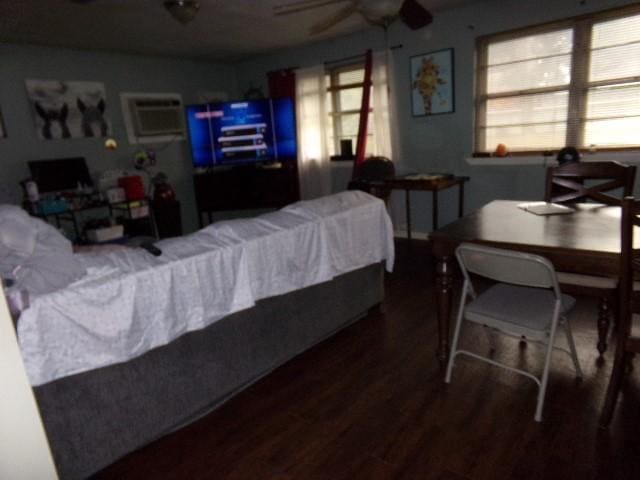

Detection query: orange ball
xmin=495 ymin=143 xmax=508 ymax=157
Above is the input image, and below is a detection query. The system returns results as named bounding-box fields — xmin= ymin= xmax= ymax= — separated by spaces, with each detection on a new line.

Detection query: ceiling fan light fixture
xmin=164 ymin=0 xmax=200 ymax=25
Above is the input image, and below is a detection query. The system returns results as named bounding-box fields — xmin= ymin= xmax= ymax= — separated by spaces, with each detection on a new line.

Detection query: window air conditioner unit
xmin=121 ymin=93 xmax=185 ymax=144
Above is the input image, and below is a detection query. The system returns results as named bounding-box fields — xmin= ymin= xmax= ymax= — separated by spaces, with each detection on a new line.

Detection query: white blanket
xmin=18 ymin=191 xmax=394 ymax=386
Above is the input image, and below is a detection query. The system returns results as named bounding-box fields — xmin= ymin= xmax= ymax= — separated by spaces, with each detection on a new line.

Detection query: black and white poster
xmin=25 ymin=79 xmax=111 ymax=140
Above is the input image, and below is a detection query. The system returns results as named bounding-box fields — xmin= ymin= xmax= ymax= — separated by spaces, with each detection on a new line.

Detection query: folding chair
xmin=445 ymin=243 xmax=583 ymax=422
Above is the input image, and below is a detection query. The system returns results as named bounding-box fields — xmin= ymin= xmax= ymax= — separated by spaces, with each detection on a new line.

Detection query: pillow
xmin=0 ymin=204 xmax=86 ymax=295
xmin=0 ymin=205 xmax=37 ymax=258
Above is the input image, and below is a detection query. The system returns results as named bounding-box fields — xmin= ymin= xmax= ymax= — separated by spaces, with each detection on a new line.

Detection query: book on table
xmin=517 ymin=202 xmax=574 ymax=215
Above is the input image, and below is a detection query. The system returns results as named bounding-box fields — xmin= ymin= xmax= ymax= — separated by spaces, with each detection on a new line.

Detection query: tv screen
xmin=186 ymin=98 xmax=297 ymax=168
xmin=28 ymin=157 xmax=93 ymax=193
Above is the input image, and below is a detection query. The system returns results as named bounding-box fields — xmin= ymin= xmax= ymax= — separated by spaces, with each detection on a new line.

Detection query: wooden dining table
xmin=430 ymin=200 xmax=623 ymax=362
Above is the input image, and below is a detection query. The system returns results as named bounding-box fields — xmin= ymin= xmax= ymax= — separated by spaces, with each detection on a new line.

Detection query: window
xmin=475 ymin=6 xmax=640 ymax=154
xmin=325 ymin=63 xmax=375 ymax=158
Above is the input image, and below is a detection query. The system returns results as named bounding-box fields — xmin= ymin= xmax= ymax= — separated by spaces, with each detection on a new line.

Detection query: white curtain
xmin=295 ymin=65 xmax=331 ymax=200
xmin=371 ymin=49 xmax=400 ymax=161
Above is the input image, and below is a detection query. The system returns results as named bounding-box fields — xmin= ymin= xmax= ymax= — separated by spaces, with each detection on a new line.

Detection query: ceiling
xmin=0 ymin=0 xmax=471 ymax=63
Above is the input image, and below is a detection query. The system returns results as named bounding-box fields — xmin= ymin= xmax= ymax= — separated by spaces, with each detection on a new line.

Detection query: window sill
xmin=466 ymin=150 xmax=640 ymax=166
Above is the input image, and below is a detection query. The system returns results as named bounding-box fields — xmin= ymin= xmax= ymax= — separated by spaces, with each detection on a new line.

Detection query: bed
xmin=17 ymin=191 xmax=394 ymax=479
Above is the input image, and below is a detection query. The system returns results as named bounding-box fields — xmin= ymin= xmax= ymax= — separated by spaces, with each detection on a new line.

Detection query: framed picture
xmin=410 ymin=48 xmax=455 ymax=116
xmin=25 ymin=79 xmax=111 ymax=140
xmin=0 ymin=108 xmax=6 ymax=138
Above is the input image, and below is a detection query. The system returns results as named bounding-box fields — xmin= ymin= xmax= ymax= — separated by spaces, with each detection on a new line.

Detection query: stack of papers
xmin=403 ymin=173 xmax=454 ymax=181
xmin=517 ymin=202 xmax=574 ymax=215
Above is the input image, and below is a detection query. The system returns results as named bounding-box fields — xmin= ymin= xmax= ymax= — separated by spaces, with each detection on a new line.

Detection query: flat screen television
xmin=28 ymin=157 xmax=93 ymax=193
xmin=186 ymin=98 xmax=297 ymax=168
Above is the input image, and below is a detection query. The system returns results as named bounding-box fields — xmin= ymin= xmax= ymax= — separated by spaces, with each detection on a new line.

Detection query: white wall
xmin=234 ymin=0 xmax=638 ymax=235
xmin=0 ymin=45 xmax=238 ymax=233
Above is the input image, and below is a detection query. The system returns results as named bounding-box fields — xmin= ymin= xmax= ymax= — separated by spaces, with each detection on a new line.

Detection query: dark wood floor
xmin=95 ymin=239 xmax=639 ymax=480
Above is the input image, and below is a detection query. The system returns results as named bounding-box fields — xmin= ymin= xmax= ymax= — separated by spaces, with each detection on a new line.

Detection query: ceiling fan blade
xmin=274 ymin=0 xmax=348 ymax=16
xmin=308 ymin=3 xmax=358 ymax=35
xmin=398 ymin=0 xmax=432 ymax=30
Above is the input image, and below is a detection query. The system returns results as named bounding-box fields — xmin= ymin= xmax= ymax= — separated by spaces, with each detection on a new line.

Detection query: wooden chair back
xmin=600 ymin=196 xmax=640 ymax=426
xmin=544 ymin=161 xmax=636 ymax=205
xmin=618 ymin=196 xmax=640 ymax=348
xmin=348 ymin=156 xmax=395 ymax=202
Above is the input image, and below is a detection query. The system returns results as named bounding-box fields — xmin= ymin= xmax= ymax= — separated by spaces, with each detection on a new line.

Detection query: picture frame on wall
xmin=410 ymin=48 xmax=455 ymax=116
xmin=25 ymin=79 xmax=111 ymax=140
xmin=0 ymin=108 xmax=6 ymax=138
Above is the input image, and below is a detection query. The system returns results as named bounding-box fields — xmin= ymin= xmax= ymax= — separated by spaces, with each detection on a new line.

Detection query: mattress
xmin=18 ymin=191 xmax=394 ymax=386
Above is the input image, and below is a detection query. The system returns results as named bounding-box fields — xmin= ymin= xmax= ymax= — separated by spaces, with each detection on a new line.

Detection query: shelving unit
xmin=33 ymin=197 xmax=156 ymax=243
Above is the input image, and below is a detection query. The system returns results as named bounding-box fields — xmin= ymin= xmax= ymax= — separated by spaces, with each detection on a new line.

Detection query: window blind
xmin=475 ymin=6 xmax=640 ymax=154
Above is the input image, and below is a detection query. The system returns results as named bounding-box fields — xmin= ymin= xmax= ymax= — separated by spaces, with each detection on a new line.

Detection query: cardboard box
xmin=86 ymin=225 xmax=124 ymax=243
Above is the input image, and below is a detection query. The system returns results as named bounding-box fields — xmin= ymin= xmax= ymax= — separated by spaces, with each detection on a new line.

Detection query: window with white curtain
xmin=475 ymin=5 xmax=640 ymax=154
xmin=325 ymin=63 xmax=376 ymax=158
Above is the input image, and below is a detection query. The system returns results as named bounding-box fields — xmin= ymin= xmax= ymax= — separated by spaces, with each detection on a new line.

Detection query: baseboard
xmin=393 ymin=230 xmax=430 ymax=241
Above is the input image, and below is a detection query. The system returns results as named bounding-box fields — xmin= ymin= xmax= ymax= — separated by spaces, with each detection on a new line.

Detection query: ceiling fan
xmin=274 ymin=0 xmax=433 ymax=35
xmin=70 ymin=0 xmax=201 ymax=25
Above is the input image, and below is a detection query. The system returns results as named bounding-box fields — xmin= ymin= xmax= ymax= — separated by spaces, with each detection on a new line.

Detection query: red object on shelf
xmin=118 ymin=175 xmax=145 ymax=201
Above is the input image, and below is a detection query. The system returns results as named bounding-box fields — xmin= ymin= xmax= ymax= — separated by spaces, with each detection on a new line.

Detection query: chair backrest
xmin=544 ymin=161 xmax=636 ymax=205
xmin=348 ymin=157 xmax=395 ymax=202
xmin=456 ymin=243 xmax=559 ymax=292
xmin=352 ymin=156 xmax=395 ymax=181
xmin=618 ymin=197 xmax=640 ymax=341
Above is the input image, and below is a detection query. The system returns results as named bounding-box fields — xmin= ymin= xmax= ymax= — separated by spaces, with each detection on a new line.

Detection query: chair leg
xmin=445 ymin=283 xmax=469 ymax=383
xmin=483 ymin=325 xmax=497 ymax=352
xmin=535 ymin=311 xmax=561 ymax=422
xmin=562 ymin=318 xmax=583 ymax=378
xmin=599 ymin=348 xmax=630 ymax=428
xmin=597 ymin=296 xmax=612 ymax=355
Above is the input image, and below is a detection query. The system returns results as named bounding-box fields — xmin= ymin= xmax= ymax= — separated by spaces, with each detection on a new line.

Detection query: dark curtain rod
xmin=323 ymin=44 xmax=403 ymax=66
xmin=268 ymin=44 xmax=404 ymax=73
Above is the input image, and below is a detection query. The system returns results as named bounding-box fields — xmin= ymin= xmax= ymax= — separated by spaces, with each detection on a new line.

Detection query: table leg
xmin=432 ymin=190 xmax=439 ymax=231
xmin=458 ymin=181 xmax=465 ymax=218
xmin=597 ymin=297 xmax=611 ymax=355
xmin=405 ymin=189 xmax=412 ymax=241
xmin=435 ymin=255 xmax=454 ymax=363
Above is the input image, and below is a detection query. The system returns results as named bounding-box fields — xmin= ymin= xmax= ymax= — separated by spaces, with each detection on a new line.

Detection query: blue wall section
xmin=233 ymin=0 xmax=638 ymax=236
xmin=0 ymin=44 xmax=237 ymax=233
xmin=1 ymin=0 xmax=637 ymax=236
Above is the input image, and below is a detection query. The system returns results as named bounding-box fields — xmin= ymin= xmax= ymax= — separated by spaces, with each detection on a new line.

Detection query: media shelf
xmin=193 ymin=162 xmax=299 ymax=227
xmin=32 ymin=198 xmax=156 ymax=244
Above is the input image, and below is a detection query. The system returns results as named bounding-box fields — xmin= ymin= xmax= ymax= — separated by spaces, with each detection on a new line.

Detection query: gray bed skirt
xmin=34 ymin=262 xmax=384 ymax=479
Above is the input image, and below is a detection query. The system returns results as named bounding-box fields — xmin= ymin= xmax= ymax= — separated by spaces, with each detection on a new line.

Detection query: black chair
xmin=544 ymin=160 xmax=637 ymax=355
xmin=347 ymin=156 xmax=395 ymax=204
xmin=600 ymin=196 xmax=640 ymax=427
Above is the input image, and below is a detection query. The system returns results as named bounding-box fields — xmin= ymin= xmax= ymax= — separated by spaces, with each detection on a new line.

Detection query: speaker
xmin=399 ymin=0 xmax=433 ymax=30
xmin=340 ymin=139 xmax=354 ymax=158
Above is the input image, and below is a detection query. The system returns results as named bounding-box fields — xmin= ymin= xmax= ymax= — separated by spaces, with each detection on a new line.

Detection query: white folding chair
xmin=445 ymin=243 xmax=583 ymax=422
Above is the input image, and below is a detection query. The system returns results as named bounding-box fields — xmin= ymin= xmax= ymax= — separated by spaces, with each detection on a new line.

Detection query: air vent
xmin=121 ymin=93 xmax=185 ymax=144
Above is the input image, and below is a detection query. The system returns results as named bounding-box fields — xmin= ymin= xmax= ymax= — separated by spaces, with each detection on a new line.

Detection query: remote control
xmin=140 ymin=242 xmax=162 ymax=256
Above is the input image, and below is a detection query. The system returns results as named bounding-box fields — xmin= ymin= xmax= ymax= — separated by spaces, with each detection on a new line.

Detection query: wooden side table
xmin=385 ymin=175 xmax=469 ymax=240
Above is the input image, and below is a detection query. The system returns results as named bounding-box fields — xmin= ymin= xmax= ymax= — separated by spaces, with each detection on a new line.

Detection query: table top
xmin=386 ymin=174 xmax=469 ymax=191
xmin=430 ymin=200 xmax=624 ymax=276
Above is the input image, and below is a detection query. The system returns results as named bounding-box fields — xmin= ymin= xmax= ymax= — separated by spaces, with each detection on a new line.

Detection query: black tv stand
xmin=193 ymin=161 xmax=299 ymax=227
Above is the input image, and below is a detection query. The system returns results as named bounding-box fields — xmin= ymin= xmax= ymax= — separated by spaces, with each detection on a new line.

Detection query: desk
xmin=430 ymin=200 xmax=622 ymax=362
xmin=386 ymin=175 xmax=469 ymax=239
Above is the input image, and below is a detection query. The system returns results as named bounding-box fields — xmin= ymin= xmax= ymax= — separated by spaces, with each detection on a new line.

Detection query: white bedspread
xmin=18 ymin=191 xmax=394 ymax=386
